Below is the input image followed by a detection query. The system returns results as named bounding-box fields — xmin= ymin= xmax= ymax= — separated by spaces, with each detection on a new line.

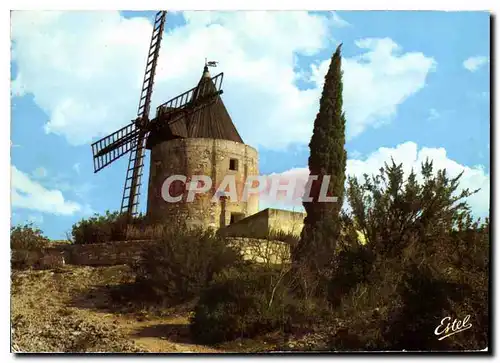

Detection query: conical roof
xmin=146 ymin=65 xmax=243 ymax=149
xmin=187 ymin=66 xmax=243 ymax=142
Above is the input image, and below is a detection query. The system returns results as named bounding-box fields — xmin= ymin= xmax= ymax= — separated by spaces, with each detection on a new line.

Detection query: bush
xmin=71 ymin=211 xmax=148 ymax=244
xmin=132 ymin=226 xmax=244 ymax=305
xmin=190 ymin=266 xmax=291 ymax=344
xmin=325 ymin=160 xmax=489 ymax=351
xmin=124 ymin=223 xmax=165 ymax=241
xmin=268 ymin=229 xmax=300 ymax=246
xmin=11 ymin=250 xmax=41 ymax=270
xmin=11 ymin=223 xmax=50 ymax=250
xmin=328 ymin=243 xmax=374 ymax=308
xmin=190 ymin=262 xmax=332 ymax=345
xmin=10 ymin=223 xmax=52 ymax=270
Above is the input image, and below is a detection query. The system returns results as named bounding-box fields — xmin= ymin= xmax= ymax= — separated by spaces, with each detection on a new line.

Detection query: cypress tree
xmin=294 ymin=44 xmax=347 ymax=279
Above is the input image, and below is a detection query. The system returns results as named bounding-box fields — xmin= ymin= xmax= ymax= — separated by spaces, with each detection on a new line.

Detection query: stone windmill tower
xmin=145 ymin=64 xmax=259 ymax=229
xmin=91 ymin=12 xmax=259 ymax=230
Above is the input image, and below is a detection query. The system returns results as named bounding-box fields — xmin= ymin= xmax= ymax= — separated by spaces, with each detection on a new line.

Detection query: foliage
xmin=62 ymin=157 xmax=488 ymax=351
xmin=344 ymin=158 xmax=480 ymax=256
xmin=294 ymin=44 xmax=347 ymax=288
xmin=328 ymin=240 xmax=374 ymax=308
xmin=11 ymin=223 xmax=50 ymax=250
xmin=71 ymin=211 xmax=147 ymax=244
xmin=190 ymin=266 xmax=291 ymax=344
xmin=10 ymin=223 xmax=52 ymax=270
xmin=190 ymin=263 xmax=333 ymax=345
xmin=327 ymin=159 xmax=489 ymax=351
xmin=268 ymin=229 xmax=300 ymax=246
xmin=133 ymin=226 xmax=244 ymax=304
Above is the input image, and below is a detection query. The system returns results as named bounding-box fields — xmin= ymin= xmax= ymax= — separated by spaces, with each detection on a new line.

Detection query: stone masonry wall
xmin=49 ymin=240 xmax=156 ymax=266
xmin=227 ymin=237 xmax=290 ymax=265
xmin=221 ymin=208 xmax=306 ymax=239
xmin=268 ymin=208 xmax=306 ymax=237
xmin=147 ymin=138 xmax=259 ymax=229
xmin=15 ymin=237 xmax=290 ymax=267
xmin=222 ymin=208 xmax=270 ymax=239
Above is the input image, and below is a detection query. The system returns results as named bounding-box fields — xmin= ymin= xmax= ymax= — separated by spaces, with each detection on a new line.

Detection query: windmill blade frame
xmin=89 ymin=11 xmax=229 ymax=221
xmin=91 ymin=122 xmax=140 ymax=173
xmin=91 ymin=72 xmax=225 ymax=178
xmin=155 ymin=72 xmax=224 ymax=117
xmin=153 ymin=87 xmax=224 ymax=135
xmin=157 ymin=72 xmax=224 ymax=111
xmin=121 ymin=10 xmax=167 ymax=218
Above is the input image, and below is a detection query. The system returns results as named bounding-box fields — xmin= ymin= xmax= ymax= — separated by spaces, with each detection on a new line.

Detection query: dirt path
xmin=88 ymin=311 xmax=223 ymax=353
xmin=11 ymin=265 xmax=224 ymax=353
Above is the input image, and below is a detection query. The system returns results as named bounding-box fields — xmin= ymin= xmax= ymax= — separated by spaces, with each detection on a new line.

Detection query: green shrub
xmin=133 ymin=226 xmax=244 ymax=304
xmin=325 ymin=160 xmax=490 ymax=351
xmin=328 ymin=244 xmax=374 ymax=307
xmin=11 ymin=250 xmax=42 ymax=270
xmin=10 ymin=223 xmax=50 ymax=269
xmin=268 ymin=229 xmax=300 ymax=246
xmin=10 ymin=223 xmax=50 ymax=250
xmin=71 ymin=211 xmax=147 ymax=244
xmin=190 ymin=266 xmax=290 ymax=344
xmin=188 ymin=264 xmax=332 ymax=345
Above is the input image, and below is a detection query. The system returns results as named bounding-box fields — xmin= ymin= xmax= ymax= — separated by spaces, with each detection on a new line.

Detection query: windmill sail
xmin=121 ymin=10 xmax=166 ymax=217
xmin=91 ymin=122 xmax=140 ymax=172
xmin=90 ymin=12 xmax=232 ymax=219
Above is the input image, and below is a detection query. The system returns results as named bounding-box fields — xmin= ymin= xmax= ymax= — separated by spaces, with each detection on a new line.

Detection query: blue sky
xmin=11 ymin=11 xmax=490 ymax=239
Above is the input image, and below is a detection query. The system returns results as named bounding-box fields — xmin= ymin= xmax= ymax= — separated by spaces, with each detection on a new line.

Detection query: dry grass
xmin=11 ymin=265 xmax=143 ymax=352
xmin=125 ymin=224 xmax=165 ymax=241
xmin=10 ymin=264 xmax=225 ymax=353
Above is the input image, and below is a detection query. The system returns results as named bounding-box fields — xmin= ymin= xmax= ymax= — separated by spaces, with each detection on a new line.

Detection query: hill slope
xmin=11 ymin=265 xmax=222 ymax=353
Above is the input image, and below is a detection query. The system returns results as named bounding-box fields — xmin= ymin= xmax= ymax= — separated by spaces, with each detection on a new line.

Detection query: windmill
xmin=91 ymin=11 xmax=225 ymax=220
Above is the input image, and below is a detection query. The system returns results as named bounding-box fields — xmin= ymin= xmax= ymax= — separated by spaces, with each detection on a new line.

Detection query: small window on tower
xmin=229 ymin=158 xmax=239 ymax=171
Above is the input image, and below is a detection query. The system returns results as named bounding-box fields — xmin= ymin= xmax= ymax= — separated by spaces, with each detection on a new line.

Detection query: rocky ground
xmin=11 ymin=264 xmax=333 ymax=353
xmin=10 ymin=265 xmax=221 ymax=353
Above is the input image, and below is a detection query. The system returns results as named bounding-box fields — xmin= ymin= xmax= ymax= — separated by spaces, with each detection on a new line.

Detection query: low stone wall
xmin=12 ymin=237 xmax=292 ymax=269
xmin=222 ymin=209 xmax=270 ymax=239
xmin=227 ymin=237 xmax=290 ymax=265
xmin=50 ymin=240 xmax=156 ymax=266
xmin=222 ymin=208 xmax=305 ymax=239
xmin=11 ymin=248 xmax=66 ymax=270
xmin=268 ymin=208 xmax=305 ymax=237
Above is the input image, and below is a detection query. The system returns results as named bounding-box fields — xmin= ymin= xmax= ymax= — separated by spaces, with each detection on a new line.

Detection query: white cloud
xmin=310 ymin=38 xmax=436 ymax=138
xmin=349 ymin=150 xmax=362 ymax=159
xmin=346 ymin=142 xmax=489 ymax=219
xmin=73 ymin=182 xmax=94 ymax=200
xmin=48 ymin=171 xmax=95 ymax=201
xmin=260 ymin=142 xmax=489 ymax=219
xmin=12 ymin=11 xmax=153 ymax=144
xmin=468 ymin=90 xmax=490 ymax=102
xmin=27 ymin=215 xmax=44 ymax=225
xmin=463 ymin=56 xmax=489 ymax=72
xmin=427 ymin=108 xmax=440 ymax=121
xmin=11 ymin=11 xmax=435 ymax=148
xmin=330 ymin=11 xmax=351 ymax=28
xmin=32 ymin=166 xmax=48 ymax=179
xmin=11 ymin=165 xmax=82 ymax=215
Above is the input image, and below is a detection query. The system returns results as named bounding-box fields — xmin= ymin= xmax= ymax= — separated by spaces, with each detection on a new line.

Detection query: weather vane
xmin=205 ymin=58 xmax=219 ymax=67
